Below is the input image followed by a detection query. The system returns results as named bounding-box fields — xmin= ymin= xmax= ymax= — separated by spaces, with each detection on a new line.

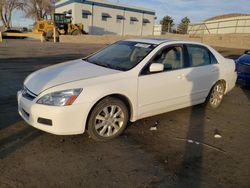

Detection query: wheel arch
xmin=85 ymin=93 xmax=134 ymax=130
xmin=208 ymin=79 xmax=227 ymax=97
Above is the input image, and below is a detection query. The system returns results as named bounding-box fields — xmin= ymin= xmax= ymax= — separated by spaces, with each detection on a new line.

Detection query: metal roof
xmin=56 ymin=0 xmax=155 ymax=15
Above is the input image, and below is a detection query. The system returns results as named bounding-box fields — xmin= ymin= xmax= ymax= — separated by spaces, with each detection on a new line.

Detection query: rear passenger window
xmin=186 ymin=45 xmax=211 ymax=67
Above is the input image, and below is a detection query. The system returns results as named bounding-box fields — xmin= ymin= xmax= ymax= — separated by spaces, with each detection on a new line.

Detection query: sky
xmin=10 ymin=0 xmax=250 ymax=27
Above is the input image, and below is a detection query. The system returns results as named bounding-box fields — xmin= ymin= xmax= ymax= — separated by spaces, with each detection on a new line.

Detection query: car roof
xmin=124 ymin=38 xmax=178 ymax=45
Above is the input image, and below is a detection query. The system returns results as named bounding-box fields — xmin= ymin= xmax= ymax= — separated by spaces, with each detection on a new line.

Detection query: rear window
xmin=186 ymin=45 xmax=211 ymax=67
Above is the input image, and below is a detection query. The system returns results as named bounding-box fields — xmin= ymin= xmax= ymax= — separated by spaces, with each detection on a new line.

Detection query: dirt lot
xmin=0 ymin=39 xmax=249 ymax=188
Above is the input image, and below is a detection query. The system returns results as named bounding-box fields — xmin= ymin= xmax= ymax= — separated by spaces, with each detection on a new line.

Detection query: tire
xmin=45 ymin=30 xmax=53 ymax=40
xmin=46 ymin=30 xmax=59 ymax=41
xmin=87 ymin=97 xmax=129 ymax=141
xmin=205 ymin=81 xmax=226 ymax=109
xmin=71 ymin=29 xmax=82 ymax=35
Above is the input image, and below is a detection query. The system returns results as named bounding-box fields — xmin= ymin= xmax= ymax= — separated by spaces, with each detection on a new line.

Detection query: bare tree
xmin=23 ymin=0 xmax=55 ymax=21
xmin=0 ymin=0 xmax=23 ymax=29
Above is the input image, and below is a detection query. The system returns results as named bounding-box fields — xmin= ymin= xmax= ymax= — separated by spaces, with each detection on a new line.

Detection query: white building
xmin=188 ymin=13 xmax=250 ymax=35
xmin=55 ymin=0 xmax=156 ymax=36
xmin=153 ymin=24 xmax=162 ymax=36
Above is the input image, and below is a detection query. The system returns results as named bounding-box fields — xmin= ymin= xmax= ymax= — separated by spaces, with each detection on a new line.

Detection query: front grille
xmin=21 ymin=86 xmax=37 ymax=101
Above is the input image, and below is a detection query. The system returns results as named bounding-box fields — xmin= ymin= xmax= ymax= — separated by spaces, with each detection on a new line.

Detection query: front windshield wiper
xmin=104 ymin=63 xmax=126 ymax=71
xmin=84 ymin=59 xmax=126 ymax=71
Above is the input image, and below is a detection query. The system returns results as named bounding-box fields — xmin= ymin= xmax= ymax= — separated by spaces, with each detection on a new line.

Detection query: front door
xmin=138 ymin=45 xmax=192 ymax=119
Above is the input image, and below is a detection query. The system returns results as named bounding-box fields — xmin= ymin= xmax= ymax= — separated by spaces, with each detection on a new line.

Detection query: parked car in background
xmin=17 ymin=38 xmax=237 ymax=141
xmin=236 ymin=50 xmax=250 ymax=87
xmin=3 ymin=29 xmax=27 ymax=39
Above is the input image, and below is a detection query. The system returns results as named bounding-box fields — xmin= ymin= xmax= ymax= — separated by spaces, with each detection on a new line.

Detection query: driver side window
xmin=152 ymin=46 xmax=184 ymax=71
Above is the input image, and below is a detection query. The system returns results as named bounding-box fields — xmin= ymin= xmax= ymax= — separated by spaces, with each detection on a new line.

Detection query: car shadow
xmin=175 ymin=105 xmax=206 ymax=188
xmin=0 ymin=126 xmax=43 ymax=159
xmin=175 ymin=65 xmax=219 ymax=188
xmin=0 ymin=54 xmax=85 ymax=159
xmin=0 ymin=95 xmax=43 ymax=160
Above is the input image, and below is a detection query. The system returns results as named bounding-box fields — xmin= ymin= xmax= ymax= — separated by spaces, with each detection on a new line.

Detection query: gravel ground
xmin=0 ymin=39 xmax=249 ymax=188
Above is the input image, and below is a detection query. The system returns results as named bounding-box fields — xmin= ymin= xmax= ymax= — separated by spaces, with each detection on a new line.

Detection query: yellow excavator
xmin=33 ymin=13 xmax=84 ymax=41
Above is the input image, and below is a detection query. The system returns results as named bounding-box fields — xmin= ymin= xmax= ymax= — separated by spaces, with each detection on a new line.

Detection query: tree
xmin=0 ymin=0 xmax=23 ymax=29
xmin=177 ymin=17 xmax=190 ymax=34
xmin=160 ymin=16 xmax=174 ymax=33
xmin=23 ymin=0 xmax=55 ymax=20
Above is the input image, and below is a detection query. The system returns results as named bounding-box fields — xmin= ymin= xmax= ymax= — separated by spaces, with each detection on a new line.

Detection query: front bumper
xmin=17 ymin=91 xmax=90 ymax=135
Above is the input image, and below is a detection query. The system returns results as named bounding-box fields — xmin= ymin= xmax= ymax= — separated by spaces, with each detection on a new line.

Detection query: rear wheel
xmin=87 ymin=97 xmax=129 ymax=141
xmin=206 ymin=81 xmax=226 ymax=109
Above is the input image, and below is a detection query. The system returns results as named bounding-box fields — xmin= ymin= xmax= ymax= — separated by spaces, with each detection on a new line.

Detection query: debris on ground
xmin=174 ymin=137 xmax=226 ymax=153
xmin=150 ymin=126 xmax=157 ymax=131
xmin=214 ymin=129 xmax=222 ymax=138
xmin=187 ymin=139 xmax=200 ymax=145
xmin=150 ymin=121 xmax=159 ymax=131
xmin=206 ymin=116 xmax=211 ymax=122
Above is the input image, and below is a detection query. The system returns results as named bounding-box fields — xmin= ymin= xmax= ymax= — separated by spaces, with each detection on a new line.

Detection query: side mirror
xmin=149 ymin=63 xmax=164 ymax=73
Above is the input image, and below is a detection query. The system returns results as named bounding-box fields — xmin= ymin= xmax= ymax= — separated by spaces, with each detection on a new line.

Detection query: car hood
xmin=238 ymin=54 xmax=250 ymax=65
xmin=24 ymin=59 xmax=120 ymax=94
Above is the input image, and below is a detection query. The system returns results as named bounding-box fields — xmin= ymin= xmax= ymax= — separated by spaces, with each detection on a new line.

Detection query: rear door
xmin=184 ymin=44 xmax=220 ymax=103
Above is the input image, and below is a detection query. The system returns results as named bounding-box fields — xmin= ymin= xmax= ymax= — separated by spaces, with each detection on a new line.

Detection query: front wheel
xmin=46 ymin=30 xmax=59 ymax=42
xmin=87 ymin=97 xmax=129 ymax=141
xmin=206 ymin=81 xmax=226 ymax=109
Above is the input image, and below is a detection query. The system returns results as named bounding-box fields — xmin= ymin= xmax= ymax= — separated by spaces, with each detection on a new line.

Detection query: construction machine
xmin=33 ymin=13 xmax=84 ymax=40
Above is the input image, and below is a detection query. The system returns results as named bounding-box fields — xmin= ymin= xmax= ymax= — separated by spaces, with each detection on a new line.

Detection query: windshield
xmin=86 ymin=41 xmax=156 ymax=71
xmin=54 ymin=14 xmax=69 ymax=24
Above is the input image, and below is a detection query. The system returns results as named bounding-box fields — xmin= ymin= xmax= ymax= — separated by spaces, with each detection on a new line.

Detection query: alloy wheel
xmin=209 ymin=83 xmax=225 ymax=108
xmin=94 ymin=105 xmax=125 ymax=137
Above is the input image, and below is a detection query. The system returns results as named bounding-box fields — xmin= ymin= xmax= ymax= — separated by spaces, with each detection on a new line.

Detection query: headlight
xmin=37 ymin=88 xmax=82 ymax=106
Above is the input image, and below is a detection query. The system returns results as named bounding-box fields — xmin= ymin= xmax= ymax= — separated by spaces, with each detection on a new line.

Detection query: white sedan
xmin=17 ymin=38 xmax=237 ymax=141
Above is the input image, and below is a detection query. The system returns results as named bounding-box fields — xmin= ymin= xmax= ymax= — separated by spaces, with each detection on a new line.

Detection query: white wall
xmin=74 ymin=3 xmax=92 ymax=33
xmin=153 ymin=24 xmax=162 ymax=36
xmin=188 ymin=16 xmax=250 ymax=35
xmin=56 ymin=1 xmax=155 ymax=36
xmin=142 ymin=14 xmax=155 ymax=36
